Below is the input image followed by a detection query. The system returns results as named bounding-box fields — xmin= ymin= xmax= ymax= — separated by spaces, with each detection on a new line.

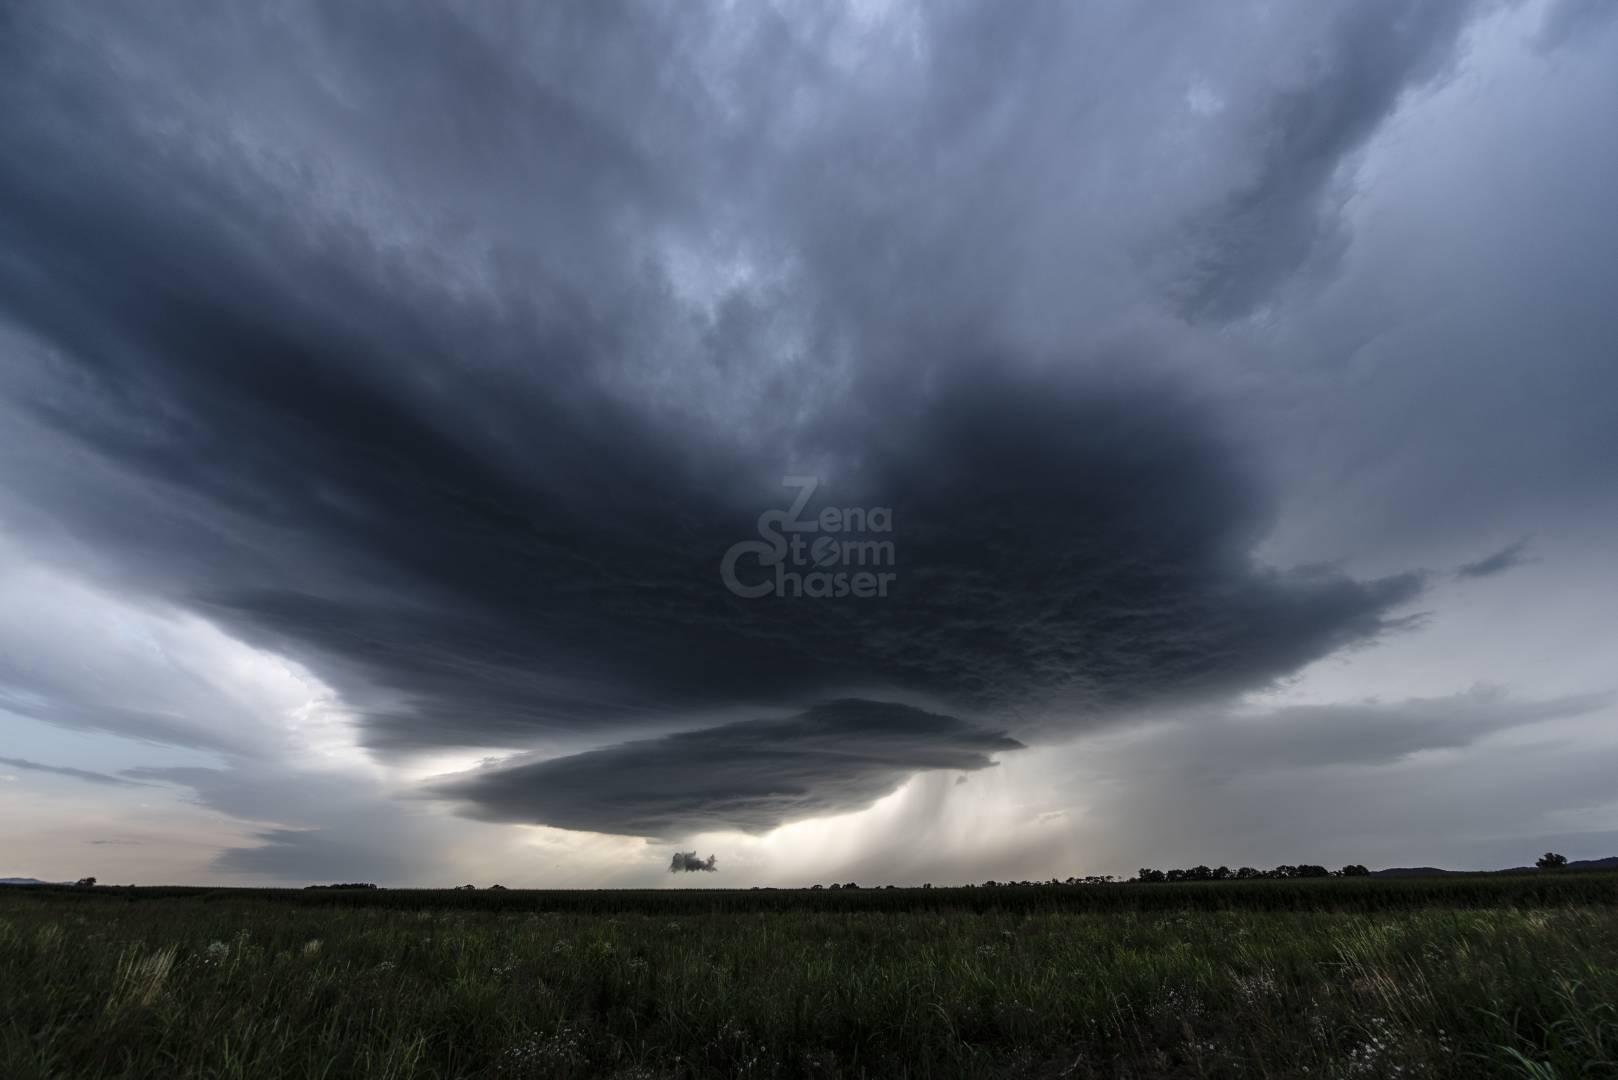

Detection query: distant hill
xmin=0 ymin=877 xmax=57 ymax=886
xmin=1507 ymin=856 xmax=1618 ymax=874
xmin=1374 ymin=856 xmax=1618 ymax=878
xmin=1571 ymin=856 xmax=1618 ymax=871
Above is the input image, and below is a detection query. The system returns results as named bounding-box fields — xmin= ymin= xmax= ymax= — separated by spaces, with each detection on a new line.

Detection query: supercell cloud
xmin=0 ymin=1 xmax=1615 ymax=879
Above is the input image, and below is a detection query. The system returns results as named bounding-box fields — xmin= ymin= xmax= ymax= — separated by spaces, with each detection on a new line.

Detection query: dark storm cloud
xmin=0 ymin=756 xmax=149 ymax=788
xmin=436 ymin=701 xmax=1023 ymax=838
xmin=0 ymin=273 xmax=1425 ymax=756
xmin=0 ymin=176 xmax=1425 ymax=752
xmin=1454 ymin=540 xmax=1535 ymax=579
xmin=0 ymin=2 xmax=1474 ymax=839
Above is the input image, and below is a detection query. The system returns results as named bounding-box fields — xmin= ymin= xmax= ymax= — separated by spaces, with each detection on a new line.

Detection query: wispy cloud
xmin=0 ymin=756 xmax=147 ymax=787
xmin=1455 ymin=539 xmax=1536 ymax=580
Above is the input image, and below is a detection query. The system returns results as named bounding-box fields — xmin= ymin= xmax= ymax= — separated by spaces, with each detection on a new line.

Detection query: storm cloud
xmin=0 ymin=3 xmax=1438 ymax=837
xmin=1171 ymin=0 xmax=1483 ymax=319
xmin=0 ymin=1 xmax=1613 ymax=871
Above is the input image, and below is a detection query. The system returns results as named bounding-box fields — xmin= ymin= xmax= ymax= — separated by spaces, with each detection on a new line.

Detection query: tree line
xmin=1131 ymin=864 xmax=1370 ymax=883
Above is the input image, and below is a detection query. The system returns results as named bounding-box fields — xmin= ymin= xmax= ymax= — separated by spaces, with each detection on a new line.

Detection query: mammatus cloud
xmin=670 ymin=852 xmax=718 ymax=873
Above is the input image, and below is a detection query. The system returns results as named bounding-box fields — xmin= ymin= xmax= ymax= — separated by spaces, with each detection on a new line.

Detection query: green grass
xmin=3 ymin=880 xmax=1617 ymax=1078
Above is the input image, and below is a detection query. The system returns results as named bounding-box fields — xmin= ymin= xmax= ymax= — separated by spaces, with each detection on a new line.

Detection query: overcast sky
xmin=3 ymin=1 xmax=1616 ymax=887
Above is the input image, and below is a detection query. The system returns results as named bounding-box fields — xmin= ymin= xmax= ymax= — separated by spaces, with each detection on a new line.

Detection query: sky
xmin=1 ymin=0 xmax=1616 ymax=888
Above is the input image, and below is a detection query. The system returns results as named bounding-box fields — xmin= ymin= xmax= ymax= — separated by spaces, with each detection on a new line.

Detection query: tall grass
xmin=3 ymin=886 xmax=1616 ymax=1078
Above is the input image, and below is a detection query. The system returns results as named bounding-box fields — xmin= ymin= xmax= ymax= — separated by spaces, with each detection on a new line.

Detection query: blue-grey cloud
xmin=1536 ymin=0 xmax=1618 ymax=52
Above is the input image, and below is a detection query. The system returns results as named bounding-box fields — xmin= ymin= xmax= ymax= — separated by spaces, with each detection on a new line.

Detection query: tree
xmin=1339 ymin=864 xmax=1370 ymax=877
xmin=304 ymin=882 xmax=378 ymax=890
xmin=1537 ymin=852 xmax=1569 ymax=869
xmin=75 ymin=876 xmax=96 ymax=888
xmin=1235 ymin=867 xmax=1262 ymax=880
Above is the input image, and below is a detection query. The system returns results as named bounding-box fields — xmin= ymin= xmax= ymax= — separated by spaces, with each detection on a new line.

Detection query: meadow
xmin=3 ymin=875 xmax=1616 ymax=1079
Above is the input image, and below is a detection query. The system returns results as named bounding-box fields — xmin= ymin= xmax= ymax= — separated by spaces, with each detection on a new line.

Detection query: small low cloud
xmin=1455 ymin=539 xmax=1536 ymax=580
xmin=669 ymin=851 xmax=717 ymax=873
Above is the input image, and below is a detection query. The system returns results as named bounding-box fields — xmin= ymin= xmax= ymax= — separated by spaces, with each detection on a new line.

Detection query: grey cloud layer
xmin=1157 ymin=688 xmax=1614 ymax=775
xmin=2 ymin=1 xmax=1582 ymax=847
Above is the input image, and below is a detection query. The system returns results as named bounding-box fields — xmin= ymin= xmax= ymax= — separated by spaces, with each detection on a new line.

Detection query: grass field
xmin=4 ymin=876 xmax=1616 ymax=1079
